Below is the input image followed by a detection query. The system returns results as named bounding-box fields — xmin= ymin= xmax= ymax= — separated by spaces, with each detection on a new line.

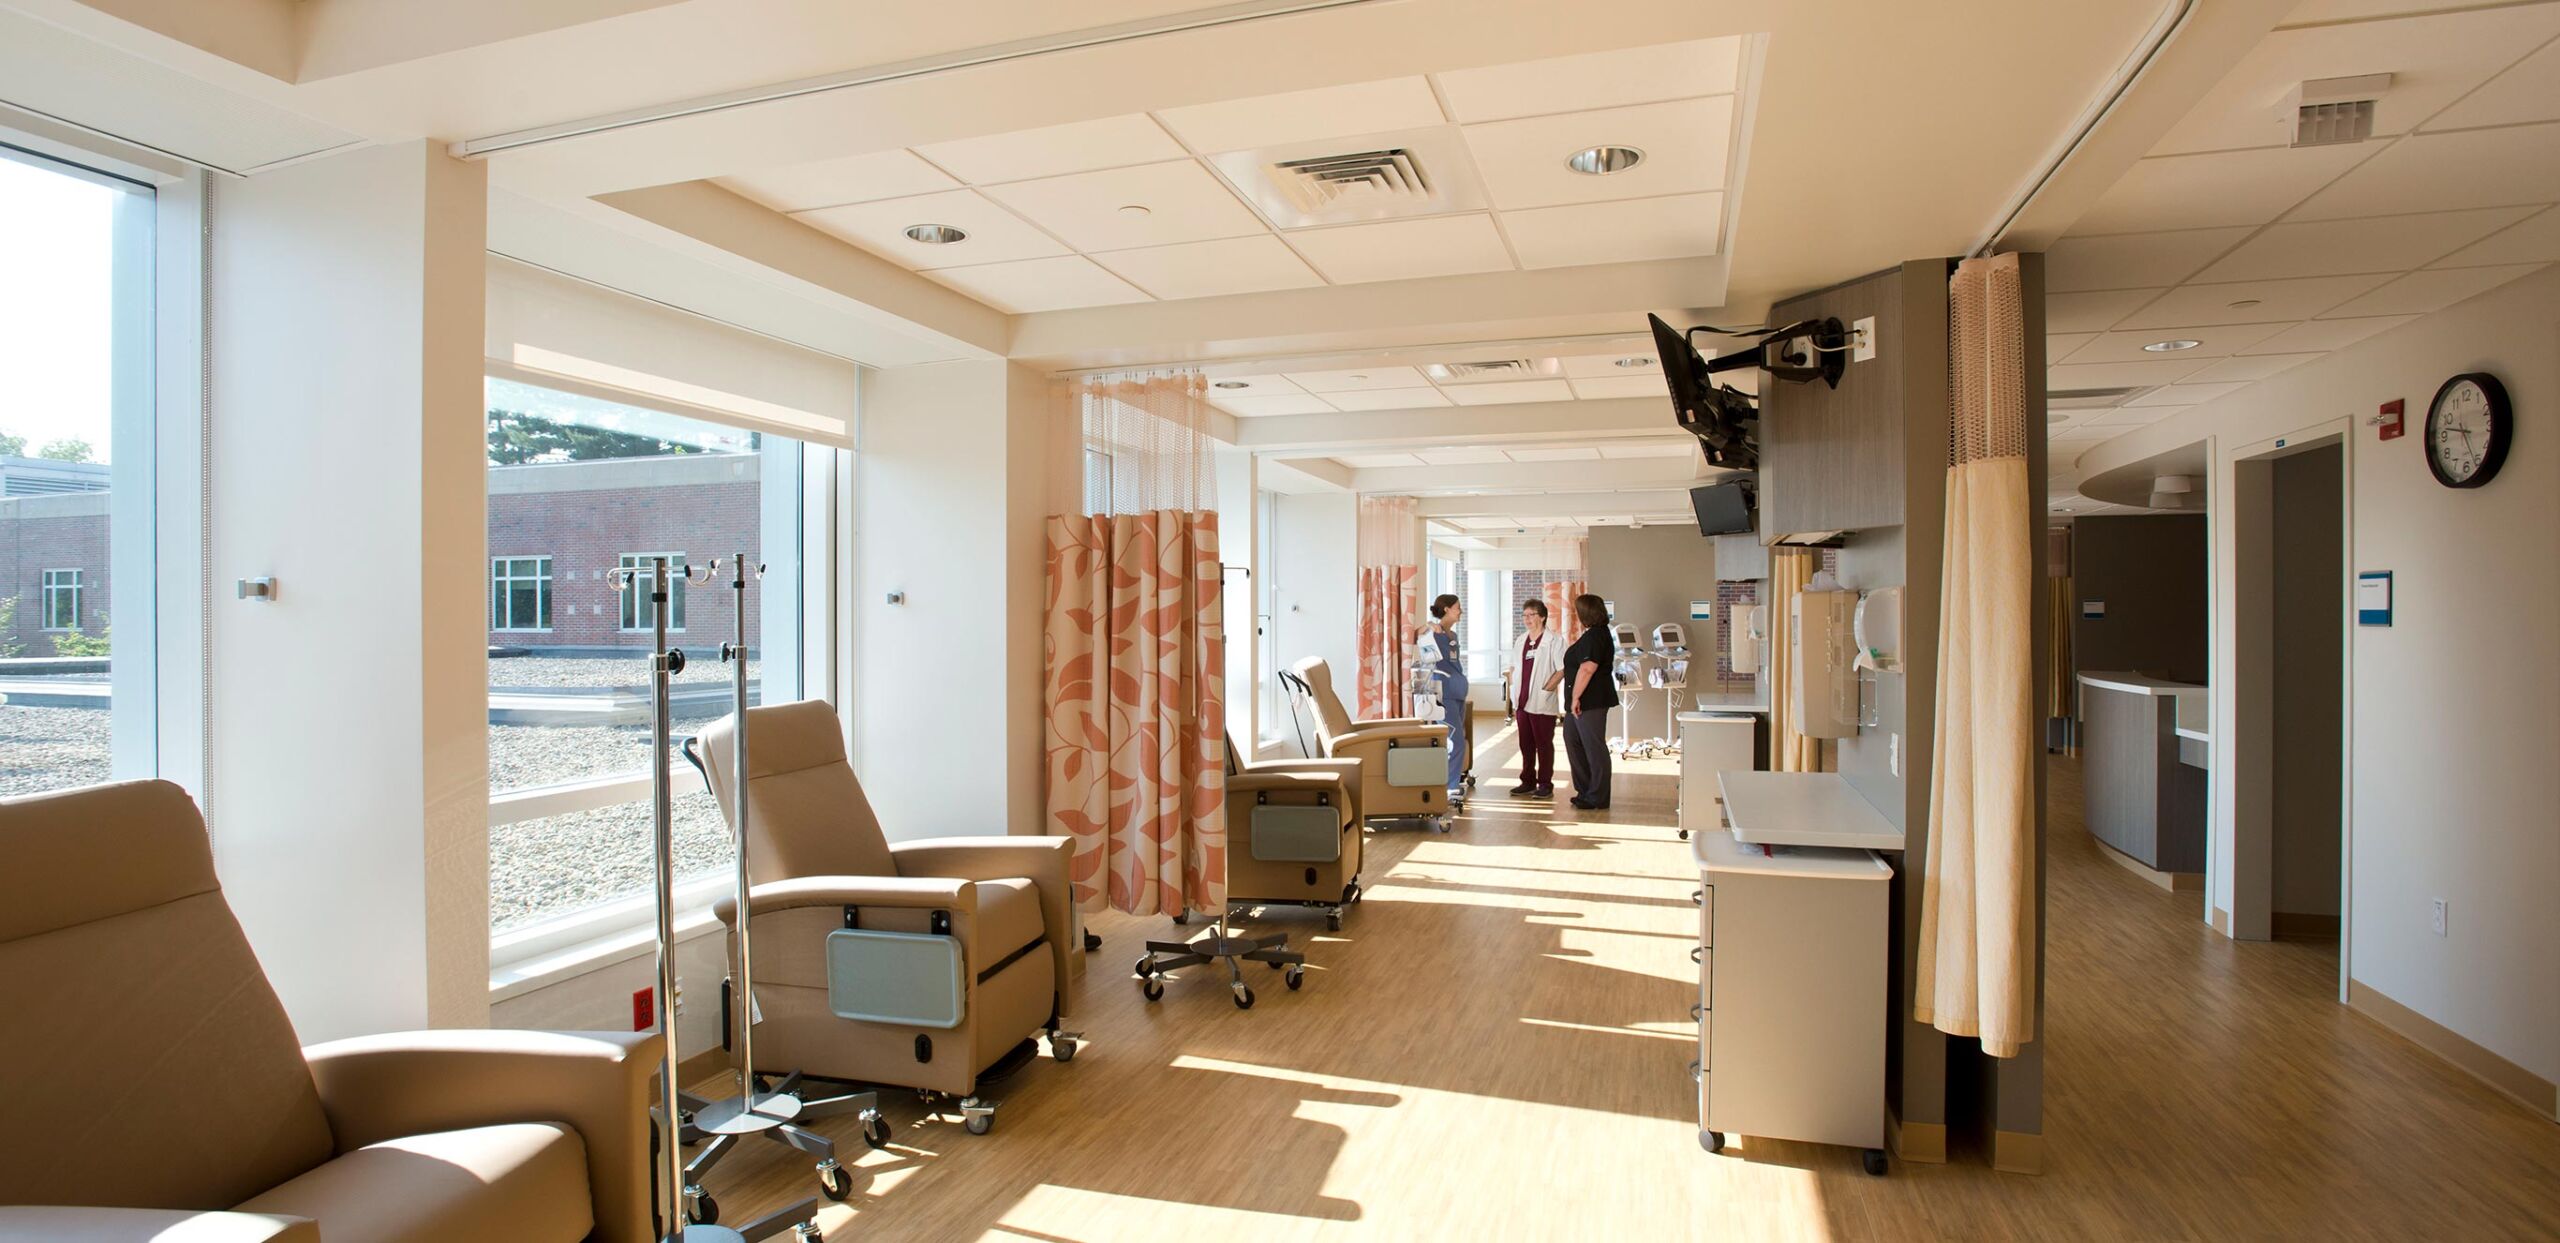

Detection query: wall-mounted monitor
xmin=1690 ymin=476 xmax=1756 ymax=536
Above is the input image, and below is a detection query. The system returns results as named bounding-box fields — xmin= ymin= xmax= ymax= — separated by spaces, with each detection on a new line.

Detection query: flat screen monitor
xmin=1649 ymin=313 xmax=1757 ymax=470
xmin=1690 ymin=476 xmax=1756 ymax=536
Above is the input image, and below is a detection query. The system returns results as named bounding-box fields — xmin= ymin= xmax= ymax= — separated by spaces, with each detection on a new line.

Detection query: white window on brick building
xmin=40 ymin=568 xmax=83 ymax=631
xmin=490 ymin=557 xmax=551 ymax=631
xmin=618 ymin=552 xmax=687 ymax=631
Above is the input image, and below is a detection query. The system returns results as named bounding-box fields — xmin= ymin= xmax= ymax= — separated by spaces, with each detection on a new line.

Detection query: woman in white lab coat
xmin=1506 ymin=598 xmax=1565 ymax=798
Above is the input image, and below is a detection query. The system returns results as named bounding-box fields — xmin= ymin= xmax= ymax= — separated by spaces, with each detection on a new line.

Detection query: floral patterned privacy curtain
xmin=1915 ymin=253 xmax=2039 ymax=1058
xmin=1355 ymin=497 xmax=1419 ymax=718
xmin=1536 ymin=537 xmax=1590 ymax=643
xmin=1043 ymin=374 xmax=1226 ymax=916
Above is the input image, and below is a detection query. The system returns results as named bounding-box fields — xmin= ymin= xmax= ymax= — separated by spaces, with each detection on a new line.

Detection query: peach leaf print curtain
xmin=1354 ymin=496 xmax=1419 ymax=719
xmin=1915 ymin=253 xmax=2038 ymax=1057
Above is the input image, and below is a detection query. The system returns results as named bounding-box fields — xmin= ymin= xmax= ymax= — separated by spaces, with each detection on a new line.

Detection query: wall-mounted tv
xmin=1689 ymin=476 xmax=1757 ymax=537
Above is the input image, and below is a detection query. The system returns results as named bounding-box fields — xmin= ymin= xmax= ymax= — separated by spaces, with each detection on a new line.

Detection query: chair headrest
xmin=1288 ymin=657 xmax=1354 ymax=737
xmin=0 ymin=780 xmax=219 ymax=944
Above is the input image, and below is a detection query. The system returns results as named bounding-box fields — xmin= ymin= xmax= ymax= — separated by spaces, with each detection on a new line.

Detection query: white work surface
xmin=1690 ymin=688 xmax=1771 ymax=715
xmin=1713 ymin=771 xmax=1904 ymax=852
xmin=2076 ymin=671 xmax=2205 ymax=697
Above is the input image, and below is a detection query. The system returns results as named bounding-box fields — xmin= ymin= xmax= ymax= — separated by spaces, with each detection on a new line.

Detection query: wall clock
xmin=2424 ymin=372 xmax=2510 ymax=489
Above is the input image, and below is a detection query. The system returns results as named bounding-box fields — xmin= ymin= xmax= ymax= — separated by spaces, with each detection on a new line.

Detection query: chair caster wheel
xmin=1326 ymin=911 xmax=1343 ymax=932
xmin=1172 ymin=910 xmax=1189 ymax=926
xmin=1051 ymin=1034 xmax=1078 ymax=1063
xmin=1700 ymin=1130 xmax=1724 ymax=1154
xmin=961 ymin=1099 xmax=995 ymax=1136
xmin=1284 ymin=965 xmax=1305 ymax=991
xmin=684 ymin=1187 xmax=719 ymax=1225
xmin=1134 ymin=957 xmax=1154 ymax=978
xmin=965 ymin=1114 xmax=993 ymax=1136
xmin=1678 ymin=828 xmax=1690 ymax=841
xmin=818 ymin=1159 xmax=854 ymax=1201
xmin=1233 ymin=984 xmax=1255 ymax=1010
xmin=1343 ymin=883 xmax=1362 ymax=904
xmin=1862 ymin=1148 xmax=1887 ymax=1176
xmin=1083 ymin=930 xmax=1101 ymax=951
xmin=1141 ymin=978 xmax=1163 ymax=1002
xmin=861 ymin=1107 xmax=892 ymax=1149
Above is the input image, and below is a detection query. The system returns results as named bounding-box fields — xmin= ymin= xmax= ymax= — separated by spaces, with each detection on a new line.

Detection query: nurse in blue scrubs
xmin=1423 ymin=593 xmax=1467 ymax=801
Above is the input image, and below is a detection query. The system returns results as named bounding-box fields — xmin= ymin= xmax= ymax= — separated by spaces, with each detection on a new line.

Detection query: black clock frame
xmin=2424 ymin=371 xmax=2511 ymax=490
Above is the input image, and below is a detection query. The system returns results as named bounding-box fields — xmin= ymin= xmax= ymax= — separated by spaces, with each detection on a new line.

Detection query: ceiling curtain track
xmin=1916 ymin=252 xmax=2038 ymax=1059
xmin=1068 ymin=370 xmax=1217 ymax=517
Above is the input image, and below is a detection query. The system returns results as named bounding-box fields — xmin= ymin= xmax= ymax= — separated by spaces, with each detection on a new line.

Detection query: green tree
xmin=0 ymin=597 xmax=20 ymax=658
xmin=0 ymin=432 xmax=25 ymax=457
xmin=487 ymin=409 xmax=704 ymax=465
xmin=36 ymin=438 xmax=94 ymax=463
xmin=52 ymin=622 xmax=111 ymax=658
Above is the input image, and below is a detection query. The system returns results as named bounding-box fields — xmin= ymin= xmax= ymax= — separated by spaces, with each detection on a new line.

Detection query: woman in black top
xmin=1558 ymin=594 xmax=1621 ymax=810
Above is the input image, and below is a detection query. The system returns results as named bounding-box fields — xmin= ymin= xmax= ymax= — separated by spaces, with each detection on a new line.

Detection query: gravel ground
xmin=0 ymin=704 xmax=111 ymax=797
xmin=490 ymin=788 xmax=735 ymax=933
xmin=489 ymin=653 xmax=762 ymax=690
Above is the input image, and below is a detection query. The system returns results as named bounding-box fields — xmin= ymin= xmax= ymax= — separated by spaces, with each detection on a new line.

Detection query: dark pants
xmin=1514 ymin=711 xmax=1556 ymax=787
xmin=1560 ymin=708 xmax=1613 ymax=805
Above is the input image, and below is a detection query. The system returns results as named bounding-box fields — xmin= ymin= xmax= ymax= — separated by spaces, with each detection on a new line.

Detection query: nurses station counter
xmin=1688 ymin=770 xmax=1898 ymax=1175
xmin=1675 ymin=686 xmax=1769 ymax=842
xmin=2075 ymin=671 xmax=2208 ymax=876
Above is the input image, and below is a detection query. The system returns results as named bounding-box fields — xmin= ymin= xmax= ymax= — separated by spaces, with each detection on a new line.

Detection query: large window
xmin=491 ymin=557 xmax=552 ymax=631
xmin=617 ymin=552 xmax=686 ymax=631
xmin=484 ymin=377 xmax=805 ymax=936
xmin=0 ymin=148 xmax=155 ymax=798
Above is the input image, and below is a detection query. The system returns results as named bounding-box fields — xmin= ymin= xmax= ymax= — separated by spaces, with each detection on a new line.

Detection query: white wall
xmin=1266 ymin=492 xmax=1357 ymax=745
xmin=853 ymin=359 xmax=1049 ymax=839
xmin=206 ymin=141 xmax=490 ymax=1042
xmin=1215 ymin=445 xmax=1257 ymax=746
xmin=2076 ymin=264 xmax=2560 ymax=1094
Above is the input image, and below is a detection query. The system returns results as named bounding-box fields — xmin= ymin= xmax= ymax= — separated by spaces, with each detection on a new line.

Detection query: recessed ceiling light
xmin=2227 ymin=298 xmax=2263 ymax=309
xmin=1565 ymin=145 xmax=1645 ymax=176
xmin=1347 ymin=374 xmax=1368 ymax=381
xmin=904 ymin=223 xmax=967 ymax=244
xmin=1213 ymin=380 xmax=1250 ymax=390
xmin=1118 ymin=204 xmax=1152 ymax=218
xmin=1614 ymin=357 xmax=1653 ymax=369
xmin=2142 ymin=338 xmax=2202 ymax=352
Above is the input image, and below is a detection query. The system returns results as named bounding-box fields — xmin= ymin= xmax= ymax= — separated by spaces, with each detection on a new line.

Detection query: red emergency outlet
xmin=2378 ymin=398 xmax=2405 ymax=441
xmin=631 ymin=987 xmax=654 ymax=1031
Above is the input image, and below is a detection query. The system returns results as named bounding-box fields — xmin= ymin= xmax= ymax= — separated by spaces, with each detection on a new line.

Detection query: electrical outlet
xmin=630 ymin=987 xmax=653 ymax=1031
xmin=1851 ymin=316 xmax=1877 ymax=363
xmin=2430 ymin=899 xmax=2447 ymax=937
xmin=672 ymin=976 xmax=685 ymax=1016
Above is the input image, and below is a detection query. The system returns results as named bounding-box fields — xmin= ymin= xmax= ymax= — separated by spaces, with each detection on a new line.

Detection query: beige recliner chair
xmin=0 ymin=781 xmax=656 ymax=1243
xmin=694 ymin=700 xmax=1079 ymax=1139
xmin=1222 ymin=735 xmax=1364 ymax=931
xmin=1283 ymin=655 xmax=1457 ymax=831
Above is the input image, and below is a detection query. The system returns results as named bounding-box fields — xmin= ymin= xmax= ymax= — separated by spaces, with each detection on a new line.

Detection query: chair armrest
xmin=1358 ymin=716 xmax=1431 ymax=730
xmin=301 ymin=1030 xmax=655 ymax=1243
xmin=1228 ymin=770 xmax=1353 ymax=808
xmin=713 ymin=875 xmax=978 ymax=926
xmin=1240 ymin=755 xmax=1361 ymax=785
xmin=892 ymin=837 xmax=1080 ymax=1019
xmin=0 ymin=1208 xmax=317 ymax=1242
xmin=1332 ymin=722 xmax=1447 ymax=750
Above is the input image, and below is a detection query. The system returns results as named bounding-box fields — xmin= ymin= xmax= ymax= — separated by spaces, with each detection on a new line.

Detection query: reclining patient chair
xmin=695 ymin=699 xmax=1080 ymax=1140
xmin=1284 ymin=655 xmax=1458 ymax=831
xmin=1221 ymin=734 xmax=1364 ymax=930
xmin=0 ymin=781 xmax=656 ymax=1243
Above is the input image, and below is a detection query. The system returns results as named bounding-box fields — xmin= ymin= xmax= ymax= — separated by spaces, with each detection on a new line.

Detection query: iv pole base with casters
xmin=1135 ymin=910 xmax=1307 ymax=1010
xmin=622 ymin=556 xmax=823 ymax=1243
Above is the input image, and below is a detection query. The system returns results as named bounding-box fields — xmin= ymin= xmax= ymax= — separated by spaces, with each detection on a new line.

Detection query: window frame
xmin=617 ymin=550 xmax=688 ymax=633
xmin=39 ymin=568 xmax=84 ymax=631
xmin=489 ymin=555 xmax=553 ymax=632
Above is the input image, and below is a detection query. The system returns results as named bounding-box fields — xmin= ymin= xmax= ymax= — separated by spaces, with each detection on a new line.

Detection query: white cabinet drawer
xmin=1696 ymin=884 xmax=1713 ymax=947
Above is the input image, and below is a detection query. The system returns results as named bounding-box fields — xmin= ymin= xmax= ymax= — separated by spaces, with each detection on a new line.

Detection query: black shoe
xmin=1569 ymin=796 xmax=1596 ymax=810
xmin=1533 ymin=785 xmax=1555 ymax=798
xmin=1508 ymin=783 xmax=1536 ymax=797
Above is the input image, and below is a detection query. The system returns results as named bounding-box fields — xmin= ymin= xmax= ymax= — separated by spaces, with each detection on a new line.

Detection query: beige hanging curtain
xmin=2043 ymin=574 xmax=2077 ymax=756
xmin=1354 ymin=496 xmax=1419 ymax=719
xmin=1043 ymin=373 xmax=1226 ymax=917
xmin=1764 ymin=548 xmax=1825 ymax=772
xmin=1915 ymin=253 xmax=2039 ymax=1057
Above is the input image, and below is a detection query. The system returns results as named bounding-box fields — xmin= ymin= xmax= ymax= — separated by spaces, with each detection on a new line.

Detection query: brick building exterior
xmin=0 ymin=452 xmax=765 ymax=658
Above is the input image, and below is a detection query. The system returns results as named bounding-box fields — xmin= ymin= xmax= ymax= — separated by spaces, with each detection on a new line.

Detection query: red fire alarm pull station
xmin=2377 ymin=398 xmax=2405 ymax=441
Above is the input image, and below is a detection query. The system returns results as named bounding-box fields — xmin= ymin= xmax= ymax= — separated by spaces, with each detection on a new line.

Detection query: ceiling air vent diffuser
xmin=2287 ymin=74 xmax=2390 ymax=148
xmin=1209 ymin=126 xmax=1489 ymax=229
xmin=2049 ymin=385 xmax=2150 ymax=411
xmin=1425 ymin=359 xmax=1562 ymax=384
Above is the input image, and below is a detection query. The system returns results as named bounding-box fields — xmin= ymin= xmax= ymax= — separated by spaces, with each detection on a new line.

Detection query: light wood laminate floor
xmin=694 ymin=723 xmax=2560 ymax=1240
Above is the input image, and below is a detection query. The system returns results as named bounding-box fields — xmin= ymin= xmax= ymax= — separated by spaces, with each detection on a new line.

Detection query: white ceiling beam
xmin=1261 ymin=455 xmax=1356 ymax=494
xmin=1416 ymin=490 xmax=1696 ymax=519
xmin=1232 ymin=398 xmax=1679 ymax=452
xmin=1340 ymin=456 xmax=1706 ymax=495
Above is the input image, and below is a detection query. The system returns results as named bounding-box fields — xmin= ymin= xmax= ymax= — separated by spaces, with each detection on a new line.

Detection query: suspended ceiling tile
xmin=1213 ymin=393 xmax=1335 ymax=417
xmin=1434 ymin=36 xmax=1744 ymax=124
xmin=1154 ymin=76 xmax=1446 ymax=153
xmin=1463 ymin=97 xmax=1734 ymax=210
xmin=2318 ymin=262 xmax=2546 ymax=317
xmin=796 ymin=189 xmax=1068 ymax=269
xmin=2149 ymin=6 xmax=2560 ymax=155
xmin=2180 ymin=352 xmax=2326 ymax=383
xmin=2290 ymin=123 xmax=2560 ymax=220
xmin=1091 ymin=235 xmax=1323 ymax=301
xmin=2238 ymin=315 xmax=2416 ymax=354
xmin=1506 ymin=446 xmax=1604 ymax=462
xmin=1288 ymin=366 xmax=1432 ymax=393
xmin=2066 ymin=145 xmax=2376 ymax=235
xmin=2048 ymin=333 xmax=2099 ymax=358
xmin=2060 ymin=322 xmax=2288 ymax=365
xmin=2045 ymin=289 xmax=2165 ymax=333
xmin=911 ymin=113 xmax=1185 ymax=185
xmin=2422 ymin=37 xmax=2560 ymax=131
xmin=1568 ymin=375 xmax=1673 ymax=400
xmin=1445 ymin=380 xmax=1575 ymax=405
xmin=718 ymin=149 xmax=958 ymax=212
xmin=2114 ymin=273 xmax=2391 ymax=328
xmin=2047 ymin=358 xmax=2215 ymax=389
xmin=2045 ymin=228 xmax=2252 ymax=293
xmin=2429 ymin=206 xmax=2560 ymax=268
xmin=1286 ymin=215 xmax=1514 ymax=284
xmin=1500 ymin=194 xmax=1723 ymax=269
xmin=922 ymin=255 xmax=1149 ymax=313
xmin=983 ymin=161 xmax=1263 ymax=252
xmin=1202 ymin=373 xmax=1305 ymax=396
xmin=2195 ymin=207 xmax=2533 ymax=284
xmin=1561 ymin=352 xmax=1657 ymax=377
xmin=2129 ymin=381 xmax=2250 ymax=407
xmin=1322 ymin=387 xmax=1452 ymax=412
